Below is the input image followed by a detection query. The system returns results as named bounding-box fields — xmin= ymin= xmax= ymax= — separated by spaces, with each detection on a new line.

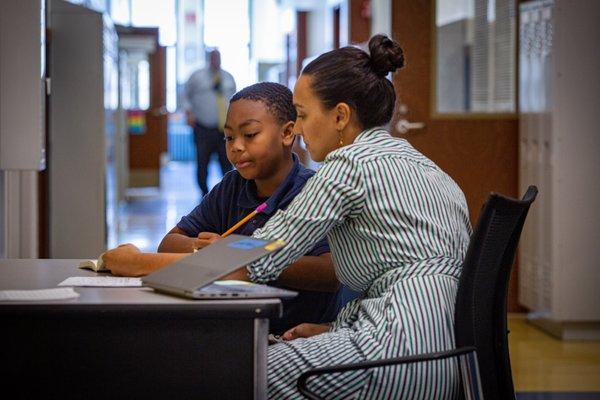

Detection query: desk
xmin=0 ymin=259 xmax=281 ymax=399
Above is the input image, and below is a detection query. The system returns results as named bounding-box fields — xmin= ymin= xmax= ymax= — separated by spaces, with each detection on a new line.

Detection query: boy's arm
xmin=158 ymin=226 xmax=202 ymax=253
xmin=275 ymin=253 xmax=338 ymax=292
xmin=223 ymin=253 xmax=339 ymax=293
xmin=162 ymin=180 xmax=224 ymax=252
xmin=102 ymin=244 xmax=188 ymax=277
xmin=105 ymin=244 xmax=338 ymax=290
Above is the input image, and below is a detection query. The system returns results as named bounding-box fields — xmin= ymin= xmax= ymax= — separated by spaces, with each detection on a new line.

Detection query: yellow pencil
xmin=221 ymin=202 xmax=268 ymax=238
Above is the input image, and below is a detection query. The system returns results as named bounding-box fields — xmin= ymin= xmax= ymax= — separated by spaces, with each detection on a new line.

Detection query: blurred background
xmin=1 ymin=1 xmax=599 ymax=397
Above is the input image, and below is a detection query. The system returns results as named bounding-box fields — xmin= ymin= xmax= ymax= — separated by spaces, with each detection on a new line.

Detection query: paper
xmin=58 ymin=276 xmax=142 ymax=287
xmin=213 ymin=280 xmax=253 ymax=286
xmin=0 ymin=287 xmax=80 ymax=301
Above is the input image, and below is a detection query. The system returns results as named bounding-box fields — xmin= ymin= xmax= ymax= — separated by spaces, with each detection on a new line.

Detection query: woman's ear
xmin=281 ymin=121 xmax=296 ymax=146
xmin=334 ymin=103 xmax=352 ymax=131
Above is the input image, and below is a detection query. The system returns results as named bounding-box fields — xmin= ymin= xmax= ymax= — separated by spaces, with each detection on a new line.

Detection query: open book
xmin=78 ymin=253 xmax=109 ymax=272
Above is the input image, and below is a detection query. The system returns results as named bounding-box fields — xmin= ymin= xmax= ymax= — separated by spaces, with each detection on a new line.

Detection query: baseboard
xmin=128 ymin=169 xmax=159 ymax=188
xmin=527 ymin=314 xmax=600 ymax=341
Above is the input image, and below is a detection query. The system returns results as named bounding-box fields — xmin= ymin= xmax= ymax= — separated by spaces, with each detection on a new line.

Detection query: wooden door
xmin=349 ymin=0 xmax=371 ymax=44
xmin=117 ymin=26 xmax=167 ymax=188
xmin=391 ymin=0 xmax=522 ymax=310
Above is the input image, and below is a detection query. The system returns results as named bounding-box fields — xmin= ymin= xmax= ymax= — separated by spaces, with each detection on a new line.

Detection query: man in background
xmin=184 ymin=48 xmax=236 ymax=196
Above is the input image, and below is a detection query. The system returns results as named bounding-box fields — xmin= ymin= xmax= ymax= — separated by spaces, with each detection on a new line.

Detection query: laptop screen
xmin=142 ymin=234 xmax=285 ymax=297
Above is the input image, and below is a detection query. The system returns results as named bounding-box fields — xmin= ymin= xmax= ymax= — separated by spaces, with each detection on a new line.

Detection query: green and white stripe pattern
xmin=249 ymin=128 xmax=472 ymax=399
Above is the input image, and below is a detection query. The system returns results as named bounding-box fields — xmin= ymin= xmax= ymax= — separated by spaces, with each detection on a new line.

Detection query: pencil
xmin=221 ymin=202 xmax=268 ymax=238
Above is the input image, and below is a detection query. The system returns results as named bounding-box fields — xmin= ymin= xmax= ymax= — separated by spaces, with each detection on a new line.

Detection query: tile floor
xmin=509 ymin=315 xmax=600 ymax=398
xmin=114 ymin=161 xmax=600 ymax=399
xmin=116 ymin=160 xmax=220 ymax=252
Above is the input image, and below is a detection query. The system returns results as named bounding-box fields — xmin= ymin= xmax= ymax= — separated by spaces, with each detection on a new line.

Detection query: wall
xmin=0 ymin=0 xmax=44 ymax=258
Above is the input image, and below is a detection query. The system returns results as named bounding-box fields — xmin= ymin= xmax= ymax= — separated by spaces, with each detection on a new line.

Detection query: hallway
xmin=115 ymin=160 xmax=221 ymax=252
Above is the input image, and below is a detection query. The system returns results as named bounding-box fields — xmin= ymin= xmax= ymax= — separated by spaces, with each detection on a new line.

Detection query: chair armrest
xmin=297 ymin=346 xmax=477 ymax=400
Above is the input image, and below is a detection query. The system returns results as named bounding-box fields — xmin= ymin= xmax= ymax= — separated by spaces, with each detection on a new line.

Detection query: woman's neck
xmin=341 ymin=120 xmax=365 ymax=146
xmin=254 ymin=157 xmax=294 ymax=198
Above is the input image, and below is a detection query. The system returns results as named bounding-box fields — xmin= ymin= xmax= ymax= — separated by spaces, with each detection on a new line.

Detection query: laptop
xmin=142 ymin=234 xmax=297 ymax=300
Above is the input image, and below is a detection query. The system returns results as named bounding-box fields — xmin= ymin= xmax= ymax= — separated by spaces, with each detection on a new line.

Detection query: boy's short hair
xmin=230 ymin=82 xmax=297 ymax=124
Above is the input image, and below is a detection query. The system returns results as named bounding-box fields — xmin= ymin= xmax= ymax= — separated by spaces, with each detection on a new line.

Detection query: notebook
xmin=142 ymin=234 xmax=297 ymax=300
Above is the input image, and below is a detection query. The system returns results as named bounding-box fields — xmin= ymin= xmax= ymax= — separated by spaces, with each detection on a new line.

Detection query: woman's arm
xmin=248 ymin=155 xmax=365 ymax=284
xmin=222 ymin=253 xmax=339 ymax=293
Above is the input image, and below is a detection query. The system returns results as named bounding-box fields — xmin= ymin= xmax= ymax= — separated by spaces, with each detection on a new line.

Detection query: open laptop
xmin=142 ymin=234 xmax=297 ymax=300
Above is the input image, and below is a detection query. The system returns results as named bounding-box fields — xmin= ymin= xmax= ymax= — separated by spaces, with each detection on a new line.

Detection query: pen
xmin=221 ymin=202 xmax=268 ymax=238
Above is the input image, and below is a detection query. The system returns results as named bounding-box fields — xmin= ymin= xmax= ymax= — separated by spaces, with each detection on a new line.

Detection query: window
xmin=436 ymin=0 xmax=516 ymax=113
xmin=204 ymin=0 xmax=252 ymax=88
xmin=130 ymin=0 xmax=176 ymax=46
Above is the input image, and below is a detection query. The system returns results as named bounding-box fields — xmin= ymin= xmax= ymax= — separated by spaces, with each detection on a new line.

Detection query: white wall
xmin=519 ymin=0 xmax=600 ymax=335
xmin=371 ymin=0 xmax=391 ymax=37
xmin=0 ymin=0 xmax=44 ymax=258
xmin=309 ymin=0 xmax=348 ymax=56
xmin=550 ymin=0 xmax=600 ymax=321
xmin=251 ymin=0 xmax=286 ymax=63
xmin=177 ymin=0 xmax=204 ymax=84
xmin=287 ymin=0 xmax=348 ymax=59
xmin=204 ymin=0 xmax=253 ymax=88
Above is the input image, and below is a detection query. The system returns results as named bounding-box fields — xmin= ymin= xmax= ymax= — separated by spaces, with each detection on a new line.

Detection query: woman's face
xmin=293 ymin=75 xmax=340 ymax=162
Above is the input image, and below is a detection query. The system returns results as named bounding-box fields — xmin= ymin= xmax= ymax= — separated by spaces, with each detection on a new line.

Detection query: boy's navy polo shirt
xmin=177 ymin=154 xmax=338 ymax=334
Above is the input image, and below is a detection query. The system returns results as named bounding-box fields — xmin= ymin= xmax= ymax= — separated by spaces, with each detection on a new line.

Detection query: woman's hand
xmin=102 ymin=243 xmax=141 ymax=276
xmin=282 ymin=323 xmax=330 ymax=341
xmin=195 ymin=232 xmax=222 ymax=249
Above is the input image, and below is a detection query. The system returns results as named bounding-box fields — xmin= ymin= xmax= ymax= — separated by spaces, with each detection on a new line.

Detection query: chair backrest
xmin=454 ymin=185 xmax=538 ymax=400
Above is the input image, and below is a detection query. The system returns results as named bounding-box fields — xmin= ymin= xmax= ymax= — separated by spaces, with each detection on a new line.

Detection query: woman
xmin=243 ymin=35 xmax=472 ymax=398
xmin=105 ymin=34 xmax=471 ymax=399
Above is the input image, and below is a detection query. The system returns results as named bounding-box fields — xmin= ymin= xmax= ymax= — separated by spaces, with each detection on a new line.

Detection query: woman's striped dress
xmin=248 ymin=128 xmax=472 ymax=399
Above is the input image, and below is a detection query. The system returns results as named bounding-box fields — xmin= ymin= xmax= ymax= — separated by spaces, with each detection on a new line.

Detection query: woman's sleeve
xmin=248 ymin=154 xmax=365 ymax=283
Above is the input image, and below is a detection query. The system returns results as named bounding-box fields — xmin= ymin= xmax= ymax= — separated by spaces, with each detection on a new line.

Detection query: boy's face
xmin=224 ymin=99 xmax=294 ymax=181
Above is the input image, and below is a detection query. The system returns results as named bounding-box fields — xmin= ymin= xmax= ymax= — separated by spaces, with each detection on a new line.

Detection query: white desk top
xmin=0 ymin=259 xmax=281 ymax=317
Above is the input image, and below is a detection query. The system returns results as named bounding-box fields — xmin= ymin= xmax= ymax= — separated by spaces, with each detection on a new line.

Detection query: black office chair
xmin=297 ymin=186 xmax=538 ymax=400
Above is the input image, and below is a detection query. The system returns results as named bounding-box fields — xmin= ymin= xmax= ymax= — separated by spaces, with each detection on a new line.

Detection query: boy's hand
xmin=195 ymin=232 xmax=222 ymax=250
xmin=281 ymin=323 xmax=330 ymax=341
xmin=102 ymin=243 xmax=141 ymax=275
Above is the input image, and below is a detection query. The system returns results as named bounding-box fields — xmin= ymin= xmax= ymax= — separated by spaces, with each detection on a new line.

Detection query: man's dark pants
xmin=193 ymin=121 xmax=232 ymax=195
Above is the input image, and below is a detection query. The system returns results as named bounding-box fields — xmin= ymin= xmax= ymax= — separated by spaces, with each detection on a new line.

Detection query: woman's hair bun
xmin=368 ymin=34 xmax=405 ymax=77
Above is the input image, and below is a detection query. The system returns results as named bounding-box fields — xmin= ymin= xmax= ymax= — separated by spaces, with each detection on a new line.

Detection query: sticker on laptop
xmin=228 ymin=238 xmax=268 ymax=250
xmin=265 ymin=239 xmax=286 ymax=251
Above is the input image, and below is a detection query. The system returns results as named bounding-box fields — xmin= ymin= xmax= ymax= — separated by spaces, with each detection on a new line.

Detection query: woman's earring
xmin=338 ymin=131 xmax=344 ymax=147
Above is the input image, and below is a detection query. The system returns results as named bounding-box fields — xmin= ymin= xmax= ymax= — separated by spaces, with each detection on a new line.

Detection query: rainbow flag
xmin=127 ymin=110 xmax=146 ymax=135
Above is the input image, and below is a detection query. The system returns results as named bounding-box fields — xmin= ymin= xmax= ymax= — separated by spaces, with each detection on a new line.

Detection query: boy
xmin=106 ymin=82 xmax=341 ymax=334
